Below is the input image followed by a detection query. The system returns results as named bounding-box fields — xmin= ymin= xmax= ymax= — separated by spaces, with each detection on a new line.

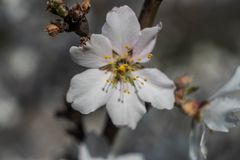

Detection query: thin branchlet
xmin=139 ymin=0 xmax=163 ymax=28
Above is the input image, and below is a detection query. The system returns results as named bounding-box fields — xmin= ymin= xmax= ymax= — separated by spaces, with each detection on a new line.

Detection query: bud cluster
xmin=46 ymin=0 xmax=90 ymax=40
xmin=175 ymin=75 xmax=202 ymax=118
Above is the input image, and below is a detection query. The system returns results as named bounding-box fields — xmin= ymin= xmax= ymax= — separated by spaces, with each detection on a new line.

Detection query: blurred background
xmin=0 ymin=0 xmax=240 ymax=159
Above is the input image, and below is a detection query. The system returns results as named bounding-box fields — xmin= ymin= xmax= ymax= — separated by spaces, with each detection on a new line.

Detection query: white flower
xmin=201 ymin=66 xmax=240 ymax=132
xmin=79 ymin=144 xmax=144 ymax=160
xmin=67 ymin=5 xmax=175 ymax=129
xmin=189 ymin=66 xmax=240 ymax=160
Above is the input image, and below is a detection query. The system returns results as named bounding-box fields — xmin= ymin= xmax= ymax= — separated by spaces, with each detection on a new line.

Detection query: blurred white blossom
xmin=190 ymin=66 xmax=240 ymax=160
xmin=0 ymin=97 xmax=20 ymax=128
xmin=2 ymin=0 xmax=29 ymax=21
xmin=201 ymin=66 xmax=240 ymax=132
xmin=79 ymin=144 xmax=144 ymax=160
xmin=8 ymin=47 xmax=39 ymax=80
xmin=0 ymin=84 xmax=20 ymax=128
xmin=67 ymin=5 xmax=175 ymax=129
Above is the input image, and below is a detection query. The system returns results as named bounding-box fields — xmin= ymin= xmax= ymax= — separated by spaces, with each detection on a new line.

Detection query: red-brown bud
xmin=182 ymin=100 xmax=200 ymax=118
xmin=46 ymin=24 xmax=62 ymax=37
xmin=81 ymin=0 xmax=91 ymax=14
xmin=175 ymin=75 xmax=193 ymax=88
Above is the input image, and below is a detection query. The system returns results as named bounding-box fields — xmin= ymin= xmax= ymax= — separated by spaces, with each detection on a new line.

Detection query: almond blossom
xmin=190 ymin=66 xmax=240 ymax=160
xmin=66 ymin=5 xmax=175 ymax=129
xmin=79 ymin=144 xmax=144 ymax=160
xmin=201 ymin=66 xmax=240 ymax=132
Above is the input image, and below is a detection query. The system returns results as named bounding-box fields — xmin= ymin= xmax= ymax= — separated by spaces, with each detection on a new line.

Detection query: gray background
xmin=0 ymin=0 xmax=240 ymax=159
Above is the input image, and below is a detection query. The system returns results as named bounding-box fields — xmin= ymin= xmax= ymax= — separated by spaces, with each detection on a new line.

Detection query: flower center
xmin=118 ymin=64 xmax=128 ymax=73
xmin=100 ymin=47 xmax=148 ymax=103
xmin=100 ymin=49 xmax=143 ymax=87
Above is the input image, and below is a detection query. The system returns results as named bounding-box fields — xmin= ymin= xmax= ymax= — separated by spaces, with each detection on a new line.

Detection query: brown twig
xmin=139 ymin=0 xmax=163 ymax=28
xmin=103 ymin=115 xmax=119 ymax=144
xmin=56 ymin=101 xmax=86 ymax=142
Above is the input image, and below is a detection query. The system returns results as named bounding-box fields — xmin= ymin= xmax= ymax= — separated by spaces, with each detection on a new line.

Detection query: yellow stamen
xmin=148 ymin=53 xmax=153 ymax=59
xmin=123 ymin=52 xmax=129 ymax=57
xmin=118 ymin=64 xmax=128 ymax=73
xmin=124 ymin=45 xmax=131 ymax=50
xmin=104 ymin=55 xmax=111 ymax=60
xmin=147 ymin=53 xmax=153 ymax=59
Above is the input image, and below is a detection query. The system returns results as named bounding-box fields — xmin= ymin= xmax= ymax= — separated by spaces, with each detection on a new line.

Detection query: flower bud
xmin=46 ymin=24 xmax=61 ymax=37
xmin=82 ymin=0 xmax=91 ymax=14
xmin=47 ymin=0 xmax=68 ymax=17
xmin=182 ymin=100 xmax=199 ymax=118
xmin=176 ymin=75 xmax=193 ymax=88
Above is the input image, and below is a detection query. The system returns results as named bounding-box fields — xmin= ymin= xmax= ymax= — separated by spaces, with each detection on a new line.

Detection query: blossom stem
xmin=56 ymin=101 xmax=86 ymax=142
xmin=103 ymin=115 xmax=119 ymax=144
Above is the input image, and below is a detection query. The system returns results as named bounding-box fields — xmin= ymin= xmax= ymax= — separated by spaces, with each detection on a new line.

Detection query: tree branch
xmin=139 ymin=0 xmax=163 ymax=28
xmin=56 ymin=101 xmax=86 ymax=142
xmin=103 ymin=115 xmax=119 ymax=144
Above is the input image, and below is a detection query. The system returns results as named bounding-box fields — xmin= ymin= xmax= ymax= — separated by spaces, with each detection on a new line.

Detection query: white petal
xmin=67 ymin=69 xmax=111 ymax=114
xmin=211 ymin=66 xmax=240 ymax=99
xmin=106 ymin=83 xmax=146 ymax=129
xmin=189 ymin=122 xmax=207 ymax=160
xmin=79 ymin=144 xmax=105 ymax=160
xmin=133 ymin=68 xmax=175 ymax=110
xmin=102 ymin=5 xmax=140 ymax=54
xmin=114 ymin=154 xmax=144 ymax=160
xmin=79 ymin=144 xmax=92 ymax=160
xmin=201 ymin=97 xmax=240 ymax=132
xmin=70 ymin=34 xmax=112 ymax=68
xmin=133 ymin=23 xmax=162 ymax=63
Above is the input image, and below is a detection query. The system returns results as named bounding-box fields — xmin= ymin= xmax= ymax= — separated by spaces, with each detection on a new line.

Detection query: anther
xmin=118 ymin=64 xmax=128 ymax=73
xmin=104 ymin=55 xmax=111 ymax=60
xmin=124 ymin=45 xmax=131 ymax=50
xmin=147 ymin=53 xmax=153 ymax=59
